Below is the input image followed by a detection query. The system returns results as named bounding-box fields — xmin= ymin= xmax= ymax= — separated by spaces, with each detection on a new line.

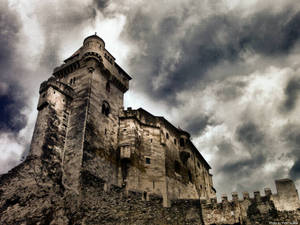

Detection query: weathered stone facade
xmin=0 ymin=35 xmax=300 ymax=224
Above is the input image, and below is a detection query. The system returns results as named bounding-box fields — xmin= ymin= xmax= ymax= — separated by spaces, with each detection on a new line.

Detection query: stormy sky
xmin=1 ymin=0 xmax=300 ymax=199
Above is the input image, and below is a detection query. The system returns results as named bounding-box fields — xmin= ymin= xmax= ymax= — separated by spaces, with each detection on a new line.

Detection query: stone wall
xmin=201 ymin=186 xmax=300 ymax=225
xmin=272 ymin=179 xmax=300 ymax=211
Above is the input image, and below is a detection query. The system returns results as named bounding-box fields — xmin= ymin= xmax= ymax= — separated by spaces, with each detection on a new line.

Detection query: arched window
xmin=106 ymin=81 xmax=110 ymax=92
xmin=102 ymin=101 xmax=110 ymax=116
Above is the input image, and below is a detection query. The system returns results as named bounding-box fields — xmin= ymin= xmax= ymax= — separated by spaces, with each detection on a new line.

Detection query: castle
xmin=0 ymin=34 xmax=299 ymax=224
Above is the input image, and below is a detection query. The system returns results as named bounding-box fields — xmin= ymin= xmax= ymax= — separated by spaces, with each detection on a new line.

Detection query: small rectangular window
xmin=145 ymin=157 xmax=151 ymax=164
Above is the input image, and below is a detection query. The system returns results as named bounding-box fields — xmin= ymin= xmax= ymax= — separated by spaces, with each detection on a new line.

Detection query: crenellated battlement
xmin=201 ymin=179 xmax=300 ymax=225
xmin=201 ymin=189 xmax=272 ymax=207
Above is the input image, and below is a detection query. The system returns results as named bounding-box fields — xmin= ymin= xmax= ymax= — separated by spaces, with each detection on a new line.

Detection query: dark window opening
xmin=197 ymin=162 xmax=200 ymax=168
xmin=106 ymin=81 xmax=110 ymax=92
xmin=180 ymin=138 xmax=185 ymax=147
xmin=145 ymin=157 xmax=151 ymax=164
xmin=143 ymin=192 xmax=147 ymax=200
xmin=105 ymin=128 xmax=107 ymax=135
xmin=150 ymin=139 xmax=152 ymax=143
xmin=102 ymin=101 xmax=110 ymax=116
xmin=166 ymin=132 xmax=169 ymax=139
xmin=174 ymin=139 xmax=176 ymax=145
xmin=174 ymin=160 xmax=181 ymax=173
xmin=188 ymin=170 xmax=192 ymax=183
xmin=69 ymin=77 xmax=76 ymax=85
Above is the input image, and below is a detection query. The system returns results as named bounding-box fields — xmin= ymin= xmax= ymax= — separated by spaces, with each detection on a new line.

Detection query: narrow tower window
xmin=102 ymin=101 xmax=110 ymax=116
xmin=145 ymin=157 xmax=151 ymax=164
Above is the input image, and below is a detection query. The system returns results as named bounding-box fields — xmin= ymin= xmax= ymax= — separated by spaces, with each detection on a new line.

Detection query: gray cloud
xmin=0 ymin=2 xmax=27 ymax=133
xmin=185 ymin=115 xmax=214 ymax=136
xmin=236 ymin=121 xmax=265 ymax=148
xmin=93 ymin=0 xmax=110 ymax=10
xmin=281 ymin=77 xmax=300 ymax=112
xmin=123 ymin=7 xmax=300 ymax=105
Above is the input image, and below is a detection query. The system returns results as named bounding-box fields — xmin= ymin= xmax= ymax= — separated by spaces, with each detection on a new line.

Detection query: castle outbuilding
xmin=0 ymin=34 xmax=299 ymax=224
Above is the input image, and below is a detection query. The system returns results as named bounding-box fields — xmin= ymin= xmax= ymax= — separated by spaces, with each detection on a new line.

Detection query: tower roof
xmin=83 ymin=34 xmax=105 ymax=45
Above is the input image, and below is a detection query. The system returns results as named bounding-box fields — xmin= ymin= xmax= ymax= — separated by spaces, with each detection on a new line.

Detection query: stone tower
xmin=30 ymin=34 xmax=132 ymax=202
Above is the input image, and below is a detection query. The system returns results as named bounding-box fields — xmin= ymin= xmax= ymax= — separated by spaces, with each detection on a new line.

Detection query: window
xmin=174 ymin=139 xmax=177 ymax=145
xmin=197 ymin=162 xmax=200 ymax=168
xmin=102 ymin=101 xmax=110 ymax=116
xmin=69 ymin=77 xmax=76 ymax=85
xmin=180 ymin=138 xmax=185 ymax=147
xmin=166 ymin=132 xmax=169 ymax=139
xmin=188 ymin=170 xmax=193 ymax=183
xmin=106 ymin=81 xmax=110 ymax=92
xmin=145 ymin=157 xmax=151 ymax=164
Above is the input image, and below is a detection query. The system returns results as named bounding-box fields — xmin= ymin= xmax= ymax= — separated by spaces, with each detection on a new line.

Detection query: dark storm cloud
xmin=0 ymin=1 xmax=21 ymax=81
xmin=123 ymin=8 xmax=300 ymax=104
xmin=239 ymin=10 xmax=300 ymax=55
xmin=184 ymin=114 xmax=215 ymax=136
xmin=281 ymin=77 xmax=300 ymax=112
xmin=0 ymin=86 xmax=27 ymax=132
xmin=0 ymin=2 xmax=27 ymax=133
xmin=236 ymin=121 xmax=265 ymax=147
xmin=290 ymin=161 xmax=300 ymax=180
xmin=93 ymin=0 xmax=110 ymax=10
xmin=220 ymin=154 xmax=266 ymax=174
xmin=214 ymin=123 xmax=266 ymax=174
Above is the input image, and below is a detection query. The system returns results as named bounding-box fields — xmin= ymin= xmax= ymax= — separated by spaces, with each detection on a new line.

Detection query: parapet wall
xmin=201 ymin=181 xmax=300 ymax=225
